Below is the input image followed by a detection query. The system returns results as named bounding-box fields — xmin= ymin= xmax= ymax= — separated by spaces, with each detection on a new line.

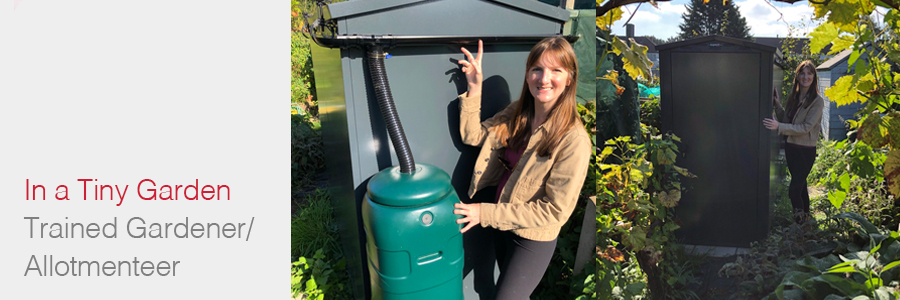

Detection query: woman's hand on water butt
xmin=459 ymin=40 xmax=483 ymax=98
xmin=454 ymin=202 xmax=481 ymax=233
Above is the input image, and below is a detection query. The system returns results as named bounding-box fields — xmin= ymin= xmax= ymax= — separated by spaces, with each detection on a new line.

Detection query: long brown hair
xmin=785 ymin=60 xmax=820 ymax=114
xmin=493 ymin=37 xmax=580 ymax=157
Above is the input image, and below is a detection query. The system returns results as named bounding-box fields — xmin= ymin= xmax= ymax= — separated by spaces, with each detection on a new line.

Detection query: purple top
xmin=495 ymin=139 xmax=527 ymax=203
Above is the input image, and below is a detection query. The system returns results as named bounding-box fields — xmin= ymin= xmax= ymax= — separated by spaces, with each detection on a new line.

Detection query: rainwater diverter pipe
xmin=366 ymin=45 xmax=416 ymax=174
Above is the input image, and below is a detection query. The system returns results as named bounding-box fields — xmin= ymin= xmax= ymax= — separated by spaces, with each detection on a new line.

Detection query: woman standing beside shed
xmin=763 ymin=60 xmax=825 ymax=223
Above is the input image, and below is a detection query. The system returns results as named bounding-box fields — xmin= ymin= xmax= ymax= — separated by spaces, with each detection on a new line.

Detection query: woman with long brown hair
xmin=452 ymin=37 xmax=591 ymax=299
xmin=763 ymin=60 xmax=825 ymax=223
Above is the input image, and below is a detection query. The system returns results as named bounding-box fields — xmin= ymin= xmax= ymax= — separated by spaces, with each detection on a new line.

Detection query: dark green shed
xmin=658 ymin=35 xmax=779 ymax=247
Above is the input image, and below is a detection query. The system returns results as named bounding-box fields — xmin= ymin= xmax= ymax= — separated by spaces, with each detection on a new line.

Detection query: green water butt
xmin=363 ymin=164 xmax=464 ymax=299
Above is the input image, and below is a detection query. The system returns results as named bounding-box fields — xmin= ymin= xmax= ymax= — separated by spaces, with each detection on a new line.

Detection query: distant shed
xmin=817 ymin=49 xmax=865 ymax=141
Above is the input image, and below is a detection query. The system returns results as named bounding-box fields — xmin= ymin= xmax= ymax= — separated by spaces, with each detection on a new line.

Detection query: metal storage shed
xmin=658 ymin=35 xmax=779 ymax=247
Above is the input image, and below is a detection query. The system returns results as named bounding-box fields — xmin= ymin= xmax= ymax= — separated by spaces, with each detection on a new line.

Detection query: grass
xmin=291 ymin=188 xmax=340 ymax=261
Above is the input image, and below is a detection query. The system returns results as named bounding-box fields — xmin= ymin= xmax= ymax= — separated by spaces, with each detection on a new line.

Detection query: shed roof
xmin=817 ymin=49 xmax=852 ymax=71
xmin=657 ymin=35 xmax=775 ymax=53
xmin=327 ymin=0 xmax=568 ymax=22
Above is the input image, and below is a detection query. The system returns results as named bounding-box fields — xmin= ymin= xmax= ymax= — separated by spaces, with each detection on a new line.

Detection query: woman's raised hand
xmin=459 ymin=40 xmax=483 ymax=97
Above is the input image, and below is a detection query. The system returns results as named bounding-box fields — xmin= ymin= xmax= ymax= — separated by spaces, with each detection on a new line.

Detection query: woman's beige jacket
xmin=774 ymin=95 xmax=825 ymax=147
xmin=459 ymin=93 xmax=591 ymax=242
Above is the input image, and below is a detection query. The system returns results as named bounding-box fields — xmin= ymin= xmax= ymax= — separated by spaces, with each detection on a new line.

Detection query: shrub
xmin=291 ymin=248 xmax=351 ymax=300
xmin=291 ymin=114 xmax=325 ymax=191
xmin=763 ymin=213 xmax=900 ymax=300
xmin=639 ymin=96 xmax=660 ymax=133
xmin=808 ymin=139 xmax=898 ymax=230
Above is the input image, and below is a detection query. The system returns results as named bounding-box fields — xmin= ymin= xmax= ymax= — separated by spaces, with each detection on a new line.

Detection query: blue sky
xmin=609 ymin=0 xmax=817 ymax=40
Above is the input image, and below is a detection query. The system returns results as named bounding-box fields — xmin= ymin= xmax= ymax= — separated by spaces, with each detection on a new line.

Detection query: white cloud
xmin=611 ymin=0 xmax=817 ymax=40
xmin=735 ymin=0 xmax=816 ymax=37
xmin=611 ymin=1 xmax=687 ymax=40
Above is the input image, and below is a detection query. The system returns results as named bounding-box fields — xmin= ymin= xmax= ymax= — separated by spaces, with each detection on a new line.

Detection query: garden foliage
xmin=291 ymin=114 xmax=325 ymax=191
xmin=764 ymin=213 xmax=900 ymax=300
xmin=808 ymin=0 xmax=900 ymax=200
xmin=596 ymin=128 xmax=699 ymax=300
xmin=291 ymin=248 xmax=351 ymax=300
xmin=292 ymin=0 xmax=318 ymax=117
xmin=598 ymin=6 xmax=702 ymax=298
xmin=291 ymin=189 xmax=350 ymax=300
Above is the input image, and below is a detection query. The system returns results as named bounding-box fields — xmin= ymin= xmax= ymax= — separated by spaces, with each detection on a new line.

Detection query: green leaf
xmin=611 ymin=37 xmax=654 ymax=82
xmin=834 ymin=212 xmax=882 ymax=235
xmin=809 ymin=274 xmax=870 ymax=297
xmin=848 ymin=49 xmax=862 ymax=68
xmin=828 ymin=190 xmax=846 ymax=210
xmin=885 ymin=150 xmax=900 ymax=198
xmin=859 ymin=112 xmax=888 ymax=148
xmin=597 ymin=7 xmax=623 ymax=29
xmin=306 ymin=274 xmax=318 ymax=291
xmin=809 ymin=23 xmax=839 ymax=54
xmin=880 ymin=260 xmax=900 ymax=273
xmin=830 ymin=35 xmax=855 ymax=55
xmin=858 ymin=72 xmax=878 ymax=95
xmin=622 ymin=226 xmax=648 ymax=251
xmin=775 ymin=271 xmax=812 ymax=299
xmin=839 ymin=173 xmax=850 ymax=191
xmin=625 ymin=282 xmax=646 ymax=295
xmin=865 ymin=277 xmax=883 ymax=290
xmin=824 ymin=264 xmax=856 ymax=274
xmin=826 ymin=75 xmax=862 ymax=107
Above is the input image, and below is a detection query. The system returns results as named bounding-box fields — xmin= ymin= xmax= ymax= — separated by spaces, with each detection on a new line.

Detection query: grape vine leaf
xmin=611 ymin=37 xmax=654 ymax=83
xmin=813 ymin=0 xmax=874 ymax=32
xmin=809 ymin=23 xmax=838 ymax=55
xmin=596 ymin=6 xmax=622 ymax=30
xmin=858 ymin=111 xmax=888 ymax=148
xmin=826 ymin=75 xmax=863 ymax=107
xmin=622 ymin=226 xmax=648 ymax=250
xmin=830 ymin=35 xmax=855 ymax=55
xmin=889 ymin=112 xmax=900 ymax=150
xmin=885 ymin=149 xmax=900 ymax=198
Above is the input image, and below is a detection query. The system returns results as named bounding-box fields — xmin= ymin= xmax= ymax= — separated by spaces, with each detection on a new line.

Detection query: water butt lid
xmin=367 ymin=163 xmax=454 ymax=207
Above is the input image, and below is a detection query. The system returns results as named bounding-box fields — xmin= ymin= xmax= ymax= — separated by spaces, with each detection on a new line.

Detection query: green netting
xmin=570 ymin=9 xmax=596 ymax=105
xmin=637 ymin=83 xmax=660 ymax=98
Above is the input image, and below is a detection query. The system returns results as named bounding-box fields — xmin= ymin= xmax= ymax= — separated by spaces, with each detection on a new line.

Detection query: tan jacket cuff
xmin=459 ymin=93 xmax=481 ymax=113
xmin=480 ymin=203 xmax=497 ymax=228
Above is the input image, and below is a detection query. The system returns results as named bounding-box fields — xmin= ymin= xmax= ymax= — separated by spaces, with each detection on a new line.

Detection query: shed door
xmin=672 ymin=52 xmax=761 ymax=247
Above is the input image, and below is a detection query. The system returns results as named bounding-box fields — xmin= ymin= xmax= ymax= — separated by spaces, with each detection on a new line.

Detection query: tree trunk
xmin=636 ymin=248 xmax=664 ymax=300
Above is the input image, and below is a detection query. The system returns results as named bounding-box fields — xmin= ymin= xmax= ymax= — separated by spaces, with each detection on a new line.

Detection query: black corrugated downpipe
xmin=367 ymin=45 xmax=415 ymax=174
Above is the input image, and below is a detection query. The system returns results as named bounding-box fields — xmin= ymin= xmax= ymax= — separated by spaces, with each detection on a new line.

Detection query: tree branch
xmin=599 ymin=0 xmax=672 ymax=18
